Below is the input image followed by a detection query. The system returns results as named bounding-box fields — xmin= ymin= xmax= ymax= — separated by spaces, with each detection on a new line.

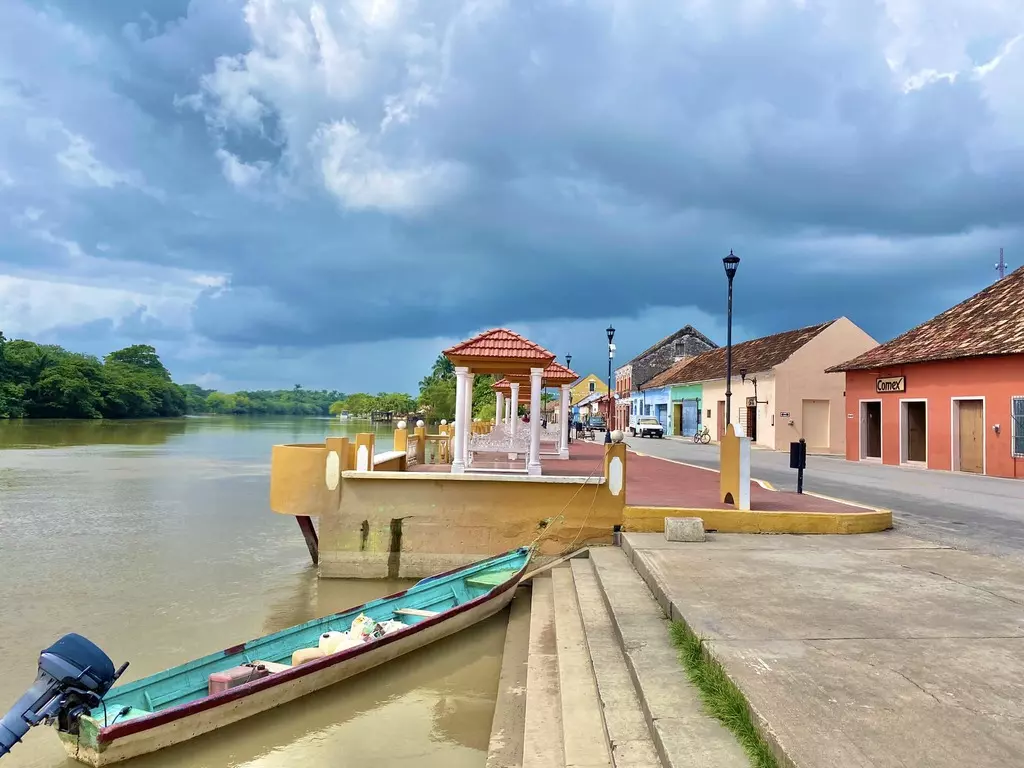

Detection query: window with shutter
xmin=1013 ymin=397 xmax=1024 ymax=458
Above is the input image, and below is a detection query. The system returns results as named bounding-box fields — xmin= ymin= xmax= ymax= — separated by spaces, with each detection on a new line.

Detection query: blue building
xmin=631 ymin=385 xmax=671 ymax=431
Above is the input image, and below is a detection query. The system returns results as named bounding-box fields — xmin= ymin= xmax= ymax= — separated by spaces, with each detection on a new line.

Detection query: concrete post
xmin=559 ymin=384 xmax=571 ymax=458
xmin=528 ymin=367 xmax=543 ymax=475
xmin=510 ymin=383 xmax=520 ymax=438
xmin=452 ymin=367 xmax=469 ymax=473
xmin=463 ymin=373 xmax=475 ymax=466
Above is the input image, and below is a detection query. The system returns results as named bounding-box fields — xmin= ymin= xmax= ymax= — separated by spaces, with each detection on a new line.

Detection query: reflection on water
xmin=0 ymin=417 xmax=502 ymax=768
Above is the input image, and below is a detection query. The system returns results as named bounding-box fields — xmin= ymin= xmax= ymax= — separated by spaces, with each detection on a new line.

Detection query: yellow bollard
xmin=394 ymin=421 xmax=409 ymax=453
xmin=355 ymin=432 xmax=375 ymax=472
xmin=414 ymin=422 xmax=426 ymax=464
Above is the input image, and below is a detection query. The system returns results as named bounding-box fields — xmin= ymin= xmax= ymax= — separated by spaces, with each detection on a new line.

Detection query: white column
xmin=504 ymin=399 xmax=511 ymax=424
xmin=509 ymin=383 xmax=520 ymax=438
xmin=527 ymin=368 xmax=543 ymax=475
xmin=495 ymin=391 xmax=505 ymax=427
xmin=558 ymin=384 xmax=570 ymax=458
xmin=463 ymin=374 xmax=475 ymax=466
xmin=451 ymin=367 xmax=469 ymax=473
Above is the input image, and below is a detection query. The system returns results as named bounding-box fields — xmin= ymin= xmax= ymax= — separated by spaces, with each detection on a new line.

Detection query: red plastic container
xmin=208 ymin=664 xmax=270 ymax=695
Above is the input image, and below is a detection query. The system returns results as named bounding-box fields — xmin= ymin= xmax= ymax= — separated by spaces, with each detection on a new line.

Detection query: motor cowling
xmin=0 ymin=634 xmax=125 ymax=759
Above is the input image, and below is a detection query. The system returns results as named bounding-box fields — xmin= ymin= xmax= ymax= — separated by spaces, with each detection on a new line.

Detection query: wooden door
xmin=802 ymin=399 xmax=831 ymax=449
xmin=957 ymin=400 xmax=984 ymax=474
xmin=717 ymin=400 xmax=726 ymax=439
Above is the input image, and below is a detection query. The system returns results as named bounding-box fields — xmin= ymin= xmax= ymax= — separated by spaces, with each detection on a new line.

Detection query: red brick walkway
xmin=410 ymin=438 xmax=866 ymax=513
xmin=566 ymin=441 xmax=865 ymax=513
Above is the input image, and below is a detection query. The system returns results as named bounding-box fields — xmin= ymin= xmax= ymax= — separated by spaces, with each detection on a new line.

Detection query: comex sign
xmin=875 ymin=376 xmax=906 ymax=394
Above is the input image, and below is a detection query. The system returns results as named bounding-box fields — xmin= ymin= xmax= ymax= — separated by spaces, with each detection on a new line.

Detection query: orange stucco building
xmin=830 ymin=266 xmax=1024 ymax=479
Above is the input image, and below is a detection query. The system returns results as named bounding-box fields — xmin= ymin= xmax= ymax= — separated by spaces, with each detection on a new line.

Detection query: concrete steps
xmin=571 ymin=558 xmax=662 ymax=768
xmin=489 ymin=548 xmax=746 ymax=768
xmin=588 ymin=548 xmax=748 ymax=768
xmin=487 ymin=587 xmax=532 ymax=768
xmin=522 ymin=573 xmax=566 ymax=768
xmin=551 ymin=566 xmax=613 ymax=768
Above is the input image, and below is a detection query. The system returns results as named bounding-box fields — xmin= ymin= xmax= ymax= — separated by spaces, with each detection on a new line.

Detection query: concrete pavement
xmin=626 ymin=436 xmax=1024 ymax=557
xmin=622 ymin=531 xmax=1024 ymax=768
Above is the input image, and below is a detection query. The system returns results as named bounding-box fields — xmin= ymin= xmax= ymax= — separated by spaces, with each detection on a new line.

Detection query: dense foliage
xmin=196 ymin=384 xmax=344 ymax=416
xmin=0 ymin=335 xmax=187 ymax=419
xmin=0 ymin=333 xmax=346 ymax=419
xmin=328 ymin=391 xmax=418 ymax=417
xmin=411 ymin=354 xmax=496 ymax=422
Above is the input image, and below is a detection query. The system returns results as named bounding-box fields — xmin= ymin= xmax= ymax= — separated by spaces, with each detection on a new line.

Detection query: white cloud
xmin=215 ymin=148 xmax=269 ymax=187
xmin=313 ymin=120 xmax=465 ymax=213
xmin=0 ymin=274 xmax=187 ymax=338
xmin=187 ymin=0 xmax=465 ymax=212
xmin=56 ymin=130 xmax=134 ymax=188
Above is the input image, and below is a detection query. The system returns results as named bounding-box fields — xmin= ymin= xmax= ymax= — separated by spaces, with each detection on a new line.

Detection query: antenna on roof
xmin=995 ymin=247 xmax=1007 ymax=280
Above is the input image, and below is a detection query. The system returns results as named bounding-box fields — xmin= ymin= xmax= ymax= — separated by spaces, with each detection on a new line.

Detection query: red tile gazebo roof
xmin=444 ymin=329 xmax=556 ymax=375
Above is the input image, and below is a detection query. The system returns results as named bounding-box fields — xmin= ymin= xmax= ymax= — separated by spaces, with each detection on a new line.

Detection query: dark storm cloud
xmin=1 ymin=0 xmax=1021 ymax=390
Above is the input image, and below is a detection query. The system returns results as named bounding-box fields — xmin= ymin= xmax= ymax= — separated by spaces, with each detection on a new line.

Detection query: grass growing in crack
xmin=669 ymin=621 xmax=779 ymax=768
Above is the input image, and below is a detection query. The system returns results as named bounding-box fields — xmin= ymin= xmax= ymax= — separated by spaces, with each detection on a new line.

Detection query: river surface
xmin=0 ymin=417 xmax=506 ymax=768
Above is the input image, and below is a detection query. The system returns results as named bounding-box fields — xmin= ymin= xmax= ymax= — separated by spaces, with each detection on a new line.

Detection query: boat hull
xmin=59 ymin=583 xmax=516 ymax=765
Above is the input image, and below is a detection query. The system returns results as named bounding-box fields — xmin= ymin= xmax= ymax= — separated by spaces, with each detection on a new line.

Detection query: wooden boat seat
xmin=394 ymin=608 xmax=438 ymax=618
xmin=465 ymin=569 xmax=519 ymax=589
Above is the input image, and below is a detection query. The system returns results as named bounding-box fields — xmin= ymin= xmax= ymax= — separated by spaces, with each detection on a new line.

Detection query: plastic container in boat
xmin=291 ymin=647 xmax=325 ymax=665
xmin=208 ymin=664 xmax=270 ymax=695
xmin=318 ymin=631 xmax=347 ymax=654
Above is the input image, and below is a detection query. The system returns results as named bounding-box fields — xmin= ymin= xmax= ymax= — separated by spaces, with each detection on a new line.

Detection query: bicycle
xmin=692 ymin=424 xmax=711 ymax=444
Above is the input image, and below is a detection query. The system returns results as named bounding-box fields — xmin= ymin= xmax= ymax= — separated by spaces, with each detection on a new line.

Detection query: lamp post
xmin=723 ymin=250 xmax=740 ymax=428
xmin=605 ymin=324 xmax=616 ymax=444
xmin=566 ymin=354 xmax=573 ymax=443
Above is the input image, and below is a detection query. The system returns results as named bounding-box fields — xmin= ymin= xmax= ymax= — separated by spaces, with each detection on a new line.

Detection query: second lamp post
xmin=605 ymin=324 xmax=615 ymax=443
xmin=723 ymin=250 xmax=740 ymax=429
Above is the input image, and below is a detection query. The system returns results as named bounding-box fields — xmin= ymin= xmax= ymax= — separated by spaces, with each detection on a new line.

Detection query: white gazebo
xmin=443 ymin=329 xmax=557 ymax=475
xmin=499 ymin=359 xmax=577 ymax=459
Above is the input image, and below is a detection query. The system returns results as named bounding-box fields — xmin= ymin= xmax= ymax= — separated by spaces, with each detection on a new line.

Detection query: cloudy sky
xmin=1 ymin=0 xmax=1021 ymax=394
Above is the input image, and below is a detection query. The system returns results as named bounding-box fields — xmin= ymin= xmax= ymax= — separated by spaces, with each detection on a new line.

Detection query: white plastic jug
xmin=318 ymin=631 xmax=347 ymax=654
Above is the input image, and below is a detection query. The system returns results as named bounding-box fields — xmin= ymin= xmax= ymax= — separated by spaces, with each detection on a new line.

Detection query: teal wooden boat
xmin=57 ymin=547 xmax=533 ymax=766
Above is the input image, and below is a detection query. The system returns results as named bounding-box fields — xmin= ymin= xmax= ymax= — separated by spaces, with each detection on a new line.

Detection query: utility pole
xmin=995 ymin=247 xmax=1007 ymax=280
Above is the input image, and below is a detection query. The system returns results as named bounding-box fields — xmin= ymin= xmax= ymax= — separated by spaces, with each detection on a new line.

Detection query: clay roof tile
xmin=443 ymin=328 xmax=556 ymax=362
xmin=641 ymin=321 xmax=835 ymax=388
xmin=827 ymin=265 xmax=1024 ymax=372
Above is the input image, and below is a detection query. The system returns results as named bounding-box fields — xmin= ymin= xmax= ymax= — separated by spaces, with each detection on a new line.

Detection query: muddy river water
xmin=0 ymin=416 xmax=505 ymax=768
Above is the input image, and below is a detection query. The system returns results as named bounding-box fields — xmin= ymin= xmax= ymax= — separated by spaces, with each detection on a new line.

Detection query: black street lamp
xmin=566 ymin=354 xmax=573 ymax=443
xmin=605 ymin=324 xmax=616 ymax=444
xmin=723 ymin=250 xmax=740 ymax=429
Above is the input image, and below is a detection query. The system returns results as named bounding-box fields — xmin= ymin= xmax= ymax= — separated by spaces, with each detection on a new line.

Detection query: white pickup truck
xmin=631 ymin=416 xmax=665 ymax=438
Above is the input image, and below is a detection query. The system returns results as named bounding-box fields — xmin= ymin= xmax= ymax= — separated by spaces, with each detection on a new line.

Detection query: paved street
xmin=623 ymin=436 xmax=1024 ymax=557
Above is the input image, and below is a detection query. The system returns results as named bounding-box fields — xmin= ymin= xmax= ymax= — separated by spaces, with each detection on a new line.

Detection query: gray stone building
xmin=629 ymin=325 xmax=718 ymax=388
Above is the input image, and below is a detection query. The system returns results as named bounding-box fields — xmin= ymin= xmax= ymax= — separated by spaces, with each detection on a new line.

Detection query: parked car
xmin=588 ymin=415 xmax=607 ymax=431
xmin=631 ymin=416 xmax=664 ymax=438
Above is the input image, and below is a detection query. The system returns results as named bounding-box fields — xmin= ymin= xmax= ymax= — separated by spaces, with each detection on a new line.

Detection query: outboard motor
xmin=0 ymin=634 xmax=127 ymax=759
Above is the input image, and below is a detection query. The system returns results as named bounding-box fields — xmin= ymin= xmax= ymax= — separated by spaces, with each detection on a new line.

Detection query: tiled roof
xmin=443 ymin=328 xmax=555 ymax=361
xmin=642 ymin=321 xmax=835 ymax=388
xmin=642 ymin=356 xmax=700 ymax=389
xmin=492 ymin=377 xmax=536 ymax=393
xmin=543 ymin=361 xmax=578 ymax=382
xmin=827 ymin=266 xmax=1024 ymax=372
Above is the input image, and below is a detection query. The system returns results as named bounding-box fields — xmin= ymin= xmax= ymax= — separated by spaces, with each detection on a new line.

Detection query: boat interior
xmin=86 ymin=547 xmax=529 ymax=727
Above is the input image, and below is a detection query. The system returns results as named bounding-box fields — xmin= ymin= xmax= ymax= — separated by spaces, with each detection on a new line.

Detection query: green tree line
xmin=328 ymin=391 xmax=419 ymax=417
xmin=0 ymin=333 xmax=345 ymax=419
